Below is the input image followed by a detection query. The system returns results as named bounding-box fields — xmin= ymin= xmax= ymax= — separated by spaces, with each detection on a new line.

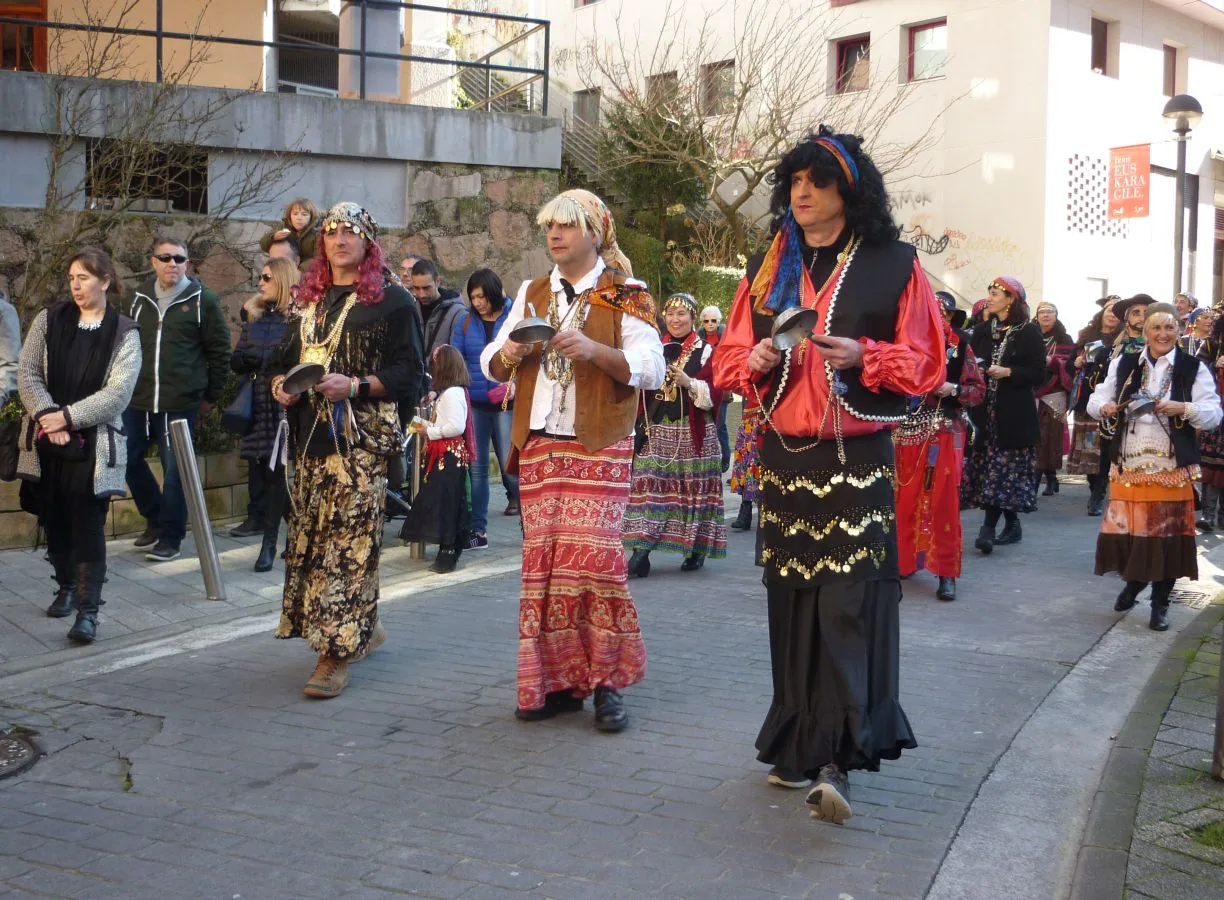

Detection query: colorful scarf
xmin=749 ymin=210 xmax=808 ymax=316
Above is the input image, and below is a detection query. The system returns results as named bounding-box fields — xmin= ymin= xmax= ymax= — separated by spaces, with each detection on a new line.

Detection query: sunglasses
xmin=702 ymin=318 xmax=719 ymax=324
xmin=259 ymin=273 xmax=273 ymax=283
xmin=154 ymin=254 xmax=188 ymax=264
xmin=323 ymin=221 xmax=366 ymax=239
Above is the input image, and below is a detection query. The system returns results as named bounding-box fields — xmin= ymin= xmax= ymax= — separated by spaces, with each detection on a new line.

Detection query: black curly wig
xmin=766 ymin=126 xmax=900 ymax=247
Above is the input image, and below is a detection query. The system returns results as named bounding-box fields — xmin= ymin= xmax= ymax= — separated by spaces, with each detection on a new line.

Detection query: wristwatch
xmin=950 ymin=385 xmax=959 ymax=398
xmin=357 ymin=378 xmax=372 ymax=399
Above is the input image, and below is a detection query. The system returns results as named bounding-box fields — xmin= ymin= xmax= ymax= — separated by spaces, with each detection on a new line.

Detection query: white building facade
xmin=543 ymin=0 xmax=1224 ymax=331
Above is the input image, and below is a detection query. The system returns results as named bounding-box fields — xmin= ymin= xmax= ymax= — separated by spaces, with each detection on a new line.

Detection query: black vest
xmin=1111 ymin=349 xmax=1201 ymax=467
xmin=938 ymin=328 xmax=971 ymax=415
xmin=652 ymin=335 xmax=710 ymax=422
xmin=747 ymin=239 xmax=914 ymax=422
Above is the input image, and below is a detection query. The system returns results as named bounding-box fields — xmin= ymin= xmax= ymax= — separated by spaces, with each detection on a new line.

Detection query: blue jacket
xmin=452 ymin=307 xmax=510 ymax=405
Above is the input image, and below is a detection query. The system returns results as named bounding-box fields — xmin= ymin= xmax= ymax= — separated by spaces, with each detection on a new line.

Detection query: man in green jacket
xmin=121 ymin=236 xmax=232 ymax=561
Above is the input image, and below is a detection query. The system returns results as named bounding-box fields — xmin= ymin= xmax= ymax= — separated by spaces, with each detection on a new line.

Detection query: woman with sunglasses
xmin=699 ymin=305 xmax=732 ymax=471
xmin=230 ymin=257 xmax=300 ymax=570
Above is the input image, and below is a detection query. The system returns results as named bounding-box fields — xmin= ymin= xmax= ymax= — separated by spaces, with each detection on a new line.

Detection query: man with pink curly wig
xmin=270 ymin=201 xmax=425 ymax=699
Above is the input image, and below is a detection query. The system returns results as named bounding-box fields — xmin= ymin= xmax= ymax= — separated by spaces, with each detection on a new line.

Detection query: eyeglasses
xmin=702 ymin=318 xmax=719 ymax=323
xmin=258 ymin=273 xmax=273 ymax=283
xmin=323 ymin=221 xmax=365 ymax=239
xmin=154 ymin=254 xmax=187 ymax=264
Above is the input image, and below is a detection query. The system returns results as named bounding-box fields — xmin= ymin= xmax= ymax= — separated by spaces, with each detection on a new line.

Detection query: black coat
xmin=969 ymin=319 xmax=1046 ymax=450
xmin=231 ymin=306 xmax=290 ymax=462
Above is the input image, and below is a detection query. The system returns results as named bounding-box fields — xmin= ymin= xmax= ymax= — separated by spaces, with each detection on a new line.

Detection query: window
xmin=646 ymin=71 xmax=678 ymax=108
xmin=573 ymin=88 xmax=601 ymax=125
xmin=0 ymin=1 xmax=47 ymax=72
xmin=1163 ymin=43 xmax=1179 ymax=97
xmin=1090 ymin=16 xmax=1118 ymax=78
xmin=835 ymin=35 xmax=870 ymax=93
xmin=700 ymin=59 xmax=735 ymax=117
xmin=86 ymin=140 xmax=210 ymax=215
xmin=907 ymin=19 xmax=947 ymax=82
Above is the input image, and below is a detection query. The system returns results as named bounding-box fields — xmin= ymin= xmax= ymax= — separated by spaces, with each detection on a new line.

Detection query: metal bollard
xmin=1214 ymin=642 xmax=1224 ymax=780
xmin=406 ymin=404 xmax=429 ymax=560
xmin=168 ymin=417 xmax=227 ymax=601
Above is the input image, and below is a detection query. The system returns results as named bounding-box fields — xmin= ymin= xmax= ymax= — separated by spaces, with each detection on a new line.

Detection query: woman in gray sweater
xmin=17 ymin=248 xmax=141 ymax=644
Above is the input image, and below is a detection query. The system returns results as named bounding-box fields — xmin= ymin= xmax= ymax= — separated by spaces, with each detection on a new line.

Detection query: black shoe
xmin=133 ymin=525 xmax=159 ymax=549
xmin=229 ymin=517 xmax=263 ymax=538
xmin=1197 ymin=518 xmax=1215 ymax=532
xmin=936 ymin=577 xmax=956 ymax=601
xmin=66 ymin=561 xmax=105 ymax=645
xmin=431 ymin=548 xmax=458 ymax=574
xmin=45 ymin=552 xmax=76 ymax=618
xmin=593 ymin=686 xmax=628 ymax=732
xmin=1115 ymin=583 xmax=1142 ymax=612
xmin=731 ymin=501 xmax=753 ymax=531
xmin=680 ymin=553 xmax=705 ymax=572
xmin=994 ymin=519 xmax=1022 ymax=546
xmin=806 ymin=763 xmax=853 ymax=824
xmin=254 ymin=535 xmax=277 ymax=573
xmin=627 ymin=549 xmax=651 ymax=578
xmin=974 ymin=525 xmax=995 ymax=555
xmin=145 ymin=542 xmax=181 ymax=562
xmin=1149 ymin=585 xmax=1172 ymax=631
xmin=504 ymin=501 xmax=520 ymax=516
xmin=514 ymin=691 xmax=585 ymax=722
xmin=1088 ymin=478 xmax=1107 ymax=516
xmin=1041 ymin=473 xmax=1056 ymax=496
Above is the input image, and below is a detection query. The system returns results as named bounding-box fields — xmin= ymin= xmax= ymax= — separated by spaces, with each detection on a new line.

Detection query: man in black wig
xmin=714 ymin=128 xmax=945 ymax=823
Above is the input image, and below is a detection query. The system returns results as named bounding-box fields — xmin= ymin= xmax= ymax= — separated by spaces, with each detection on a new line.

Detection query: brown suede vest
xmin=510 ymin=271 xmax=641 ymax=453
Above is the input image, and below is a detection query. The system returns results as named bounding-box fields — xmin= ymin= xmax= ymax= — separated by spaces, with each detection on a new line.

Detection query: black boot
xmin=1198 ymin=486 xmax=1219 ymax=532
xmin=67 ymin=561 xmax=105 ymax=644
xmin=1088 ymin=476 xmax=1107 ymax=517
xmin=1149 ymin=580 xmax=1173 ymax=631
xmin=229 ymin=516 xmax=264 ymax=538
xmin=680 ymin=553 xmax=705 ymax=572
xmin=1114 ymin=580 xmax=1144 ymax=612
xmin=1041 ymin=471 xmax=1057 ymax=496
xmin=432 ymin=547 xmax=458 ymax=574
xmin=936 ymin=577 xmax=956 ymax=601
xmin=731 ymin=501 xmax=753 ymax=531
xmin=254 ymin=533 xmax=278 ymax=573
xmin=628 ymin=549 xmax=651 ymax=578
xmin=974 ymin=525 xmax=995 ymax=555
xmin=45 ymin=552 xmax=76 ymax=618
xmin=994 ymin=515 xmax=1022 ymax=546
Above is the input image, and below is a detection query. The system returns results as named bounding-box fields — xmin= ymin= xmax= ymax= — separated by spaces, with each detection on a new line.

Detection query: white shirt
xmin=426 ymin=386 xmax=467 ymax=440
xmin=480 ymin=258 xmax=666 ymax=437
xmin=1088 ymin=347 xmax=1223 ymax=471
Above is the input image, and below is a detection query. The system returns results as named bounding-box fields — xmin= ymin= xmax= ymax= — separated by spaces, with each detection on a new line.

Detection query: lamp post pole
xmin=1172 ymin=120 xmax=1189 ymax=298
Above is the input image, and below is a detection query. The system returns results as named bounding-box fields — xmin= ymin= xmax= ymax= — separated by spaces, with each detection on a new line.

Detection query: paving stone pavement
xmin=0 ymin=484 xmax=1221 ymax=899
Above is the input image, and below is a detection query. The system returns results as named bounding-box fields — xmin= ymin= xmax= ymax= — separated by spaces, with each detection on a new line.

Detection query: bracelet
xmin=270 ymin=375 xmax=286 ymax=397
xmin=349 ymin=377 xmax=359 ymax=400
xmin=498 ymin=349 xmax=520 ymax=373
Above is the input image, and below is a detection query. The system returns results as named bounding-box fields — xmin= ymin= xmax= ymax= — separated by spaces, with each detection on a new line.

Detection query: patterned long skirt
xmin=276 ymin=449 xmax=386 ymax=659
xmin=624 ymin=420 xmax=727 ymax=559
xmin=516 ymin=435 xmax=647 ymax=711
xmin=1035 ymin=399 xmax=1069 ymax=471
xmin=895 ymin=422 xmax=966 ymax=579
xmin=1095 ymin=470 xmax=1197 ymax=582
xmin=1199 ymin=425 xmax=1224 ymax=488
xmin=1066 ymin=416 xmax=1102 ymax=475
xmin=729 ymin=405 xmax=763 ymax=502
xmin=966 ymin=418 xmax=1038 ymax=513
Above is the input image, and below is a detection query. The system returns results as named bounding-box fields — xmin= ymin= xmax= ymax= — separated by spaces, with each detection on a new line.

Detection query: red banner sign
xmin=1108 ymin=144 xmax=1150 ymax=219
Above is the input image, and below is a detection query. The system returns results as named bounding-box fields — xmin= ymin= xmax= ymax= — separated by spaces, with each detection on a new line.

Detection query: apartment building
xmin=545 ymin=0 xmax=1224 ymax=328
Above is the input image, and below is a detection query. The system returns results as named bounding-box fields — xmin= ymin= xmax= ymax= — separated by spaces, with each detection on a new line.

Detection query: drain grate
xmin=0 ymin=732 xmax=39 ymax=780
xmin=1169 ymin=589 xmax=1213 ymax=610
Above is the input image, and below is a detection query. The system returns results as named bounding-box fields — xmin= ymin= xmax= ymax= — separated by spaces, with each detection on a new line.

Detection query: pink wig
xmin=294 ymin=238 xmax=388 ymax=309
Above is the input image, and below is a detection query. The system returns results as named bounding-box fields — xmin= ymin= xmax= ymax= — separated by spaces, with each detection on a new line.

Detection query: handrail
xmin=411 ymin=21 xmax=546 ymax=103
xmin=0 ymin=0 xmax=551 ymax=112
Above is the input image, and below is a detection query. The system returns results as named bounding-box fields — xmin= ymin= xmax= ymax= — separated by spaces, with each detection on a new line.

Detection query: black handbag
xmin=221 ymin=377 xmax=255 ymax=435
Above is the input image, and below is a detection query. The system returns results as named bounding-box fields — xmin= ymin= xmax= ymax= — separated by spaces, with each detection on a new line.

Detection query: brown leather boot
xmin=303 ymin=654 xmax=349 ymax=698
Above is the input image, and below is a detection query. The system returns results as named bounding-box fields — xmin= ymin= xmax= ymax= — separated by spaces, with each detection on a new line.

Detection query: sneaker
xmin=767 ymin=766 xmax=812 ymax=789
xmin=806 ymin=763 xmax=853 ymax=824
xmin=133 ymin=525 xmax=159 ymax=549
xmin=145 ymin=542 xmax=181 ymax=562
xmin=468 ymin=532 xmax=489 ymax=551
xmin=303 ymin=654 xmax=349 ymax=698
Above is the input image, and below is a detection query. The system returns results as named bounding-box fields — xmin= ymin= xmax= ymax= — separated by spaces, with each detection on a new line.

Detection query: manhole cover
xmin=0 ymin=733 xmax=39 ymax=779
xmin=1170 ymin=589 xmax=1213 ymax=610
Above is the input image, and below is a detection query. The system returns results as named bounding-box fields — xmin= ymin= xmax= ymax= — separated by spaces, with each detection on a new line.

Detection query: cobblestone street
xmin=1 ymin=486 xmax=1221 ymax=899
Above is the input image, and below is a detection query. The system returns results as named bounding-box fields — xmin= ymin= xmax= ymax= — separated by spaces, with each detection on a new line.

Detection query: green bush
xmin=671 ymin=264 xmax=742 ymax=318
xmin=193 ymin=371 xmax=242 ymax=455
xmin=618 ymin=228 xmax=672 ymax=296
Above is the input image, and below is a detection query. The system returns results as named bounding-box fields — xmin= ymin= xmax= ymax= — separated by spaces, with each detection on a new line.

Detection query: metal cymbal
xmin=282 ymin=362 xmax=326 ymax=395
xmin=771 ymin=306 xmax=820 ymax=352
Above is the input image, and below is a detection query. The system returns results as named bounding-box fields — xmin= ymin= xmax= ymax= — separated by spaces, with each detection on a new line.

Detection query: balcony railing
xmin=0 ymin=0 xmax=551 ymax=114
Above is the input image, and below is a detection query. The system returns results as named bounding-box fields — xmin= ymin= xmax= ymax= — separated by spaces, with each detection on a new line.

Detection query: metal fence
xmin=0 ymin=0 xmax=550 ymax=114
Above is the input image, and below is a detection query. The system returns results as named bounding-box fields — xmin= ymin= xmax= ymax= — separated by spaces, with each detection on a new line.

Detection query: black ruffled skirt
xmin=400 ymin=452 xmax=470 ymax=549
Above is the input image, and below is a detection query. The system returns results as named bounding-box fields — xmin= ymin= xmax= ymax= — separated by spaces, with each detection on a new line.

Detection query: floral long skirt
xmin=516 ymin=435 xmax=647 ymax=711
xmin=624 ymin=420 xmax=727 ymax=559
xmin=966 ymin=418 xmax=1037 ymax=513
xmin=1199 ymin=425 xmax=1224 ymax=488
xmin=730 ymin=406 xmax=763 ymax=502
xmin=276 ymin=449 xmax=386 ymax=659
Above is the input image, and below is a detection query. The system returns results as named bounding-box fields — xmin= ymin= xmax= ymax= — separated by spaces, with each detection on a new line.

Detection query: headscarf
xmin=1035 ymin=301 xmax=1057 ymax=316
xmin=535 ymin=189 xmax=632 ymax=275
xmin=321 ymin=202 xmax=379 ymax=242
xmin=990 ymin=276 xmax=1026 ymax=304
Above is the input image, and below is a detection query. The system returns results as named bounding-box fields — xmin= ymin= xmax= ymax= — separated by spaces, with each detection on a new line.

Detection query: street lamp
xmin=1162 ymin=93 xmax=1203 ymax=298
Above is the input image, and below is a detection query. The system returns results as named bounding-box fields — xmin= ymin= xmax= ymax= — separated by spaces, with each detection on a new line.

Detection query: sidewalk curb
xmin=1068 ymin=597 xmax=1224 ymax=900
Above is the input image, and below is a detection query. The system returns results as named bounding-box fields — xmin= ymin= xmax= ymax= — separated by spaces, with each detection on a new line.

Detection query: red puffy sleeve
xmin=858 ymin=258 xmax=946 ymax=396
xmin=712 ymin=276 xmax=757 ymax=397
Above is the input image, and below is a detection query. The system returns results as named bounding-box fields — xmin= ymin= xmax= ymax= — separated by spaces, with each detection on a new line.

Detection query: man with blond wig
xmin=482 ymin=189 xmax=665 ymax=731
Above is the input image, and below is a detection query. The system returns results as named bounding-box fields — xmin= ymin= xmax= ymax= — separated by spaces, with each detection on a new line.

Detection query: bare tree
xmin=576 ymin=0 xmax=961 ymax=260
xmin=12 ymin=0 xmax=298 ymax=322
